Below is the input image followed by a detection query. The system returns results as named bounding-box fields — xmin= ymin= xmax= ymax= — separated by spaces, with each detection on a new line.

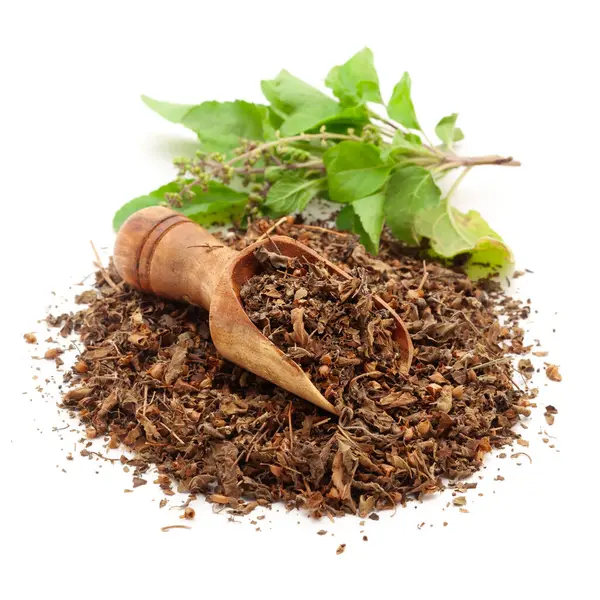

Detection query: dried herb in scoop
xmin=51 ymin=219 xmax=535 ymax=517
xmin=240 ymin=251 xmax=407 ymax=417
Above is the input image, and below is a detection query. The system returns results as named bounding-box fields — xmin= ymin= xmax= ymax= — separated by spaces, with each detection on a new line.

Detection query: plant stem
xmin=369 ymin=108 xmax=441 ymax=154
xmin=368 ymin=110 xmax=399 ymax=131
xmin=420 ymin=131 xmax=436 ymax=149
xmin=396 ymin=152 xmax=519 ymax=170
xmin=237 ymin=160 xmax=325 ymax=175
xmin=437 ymin=154 xmax=520 ymax=171
xmin=371 ymin=109 xmax=519 ymax=169
xmin=373 ymin=121 xmax=396 ymax=137
xmin=378 ymin=127 xmax=396 ymax=139
xmin=445 ymin=166 xmax=472 ymax=202
xmin=226 ymin=132 xmax=361 ymax=166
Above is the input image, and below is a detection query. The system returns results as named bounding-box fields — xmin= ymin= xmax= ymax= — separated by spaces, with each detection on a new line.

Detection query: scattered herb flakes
xmin=452 ymin=496 xmax=467 ymax=507
xmin=517 ymin=358 xmax=534 ymax=379
xmin=510 ymin=452 xmax=532 ymax=464
xmin=132 ymin=477 xmax=147 ymax=488
xmin=532 ymin=351 xmax=548 ymax=357
xmin=317 ymin=530 xmax=327 ymax=536
xmin=544 ymin=405 xmax=558 ymax=426
xmin=24 ymin=332 xmax=37 ymax=344
xmin=181 ymin=507 xmax=195 ymax=520
xmin=73 ymin=360 xmax=88 ymax=374
xmin=44 ymin=348 xmax=63 ymax=360
xmin=362 ymin=535 xmax=368 ymax=541
xmin=336 ymin=543 xmax=346 ymax=555
xmin=161 ymin=525 xmax=191 ymax=532
xmin=545 ymin=364 xmax=562 ymax=382
xmin=452 ymin=482 xmax=477 ymax=493
xmin=49 ymin=218 xmax=542 ymax=518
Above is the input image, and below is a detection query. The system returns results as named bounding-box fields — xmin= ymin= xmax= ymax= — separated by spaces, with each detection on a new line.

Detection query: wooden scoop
xmin=113 ymin=206 xmax=413 ymax=415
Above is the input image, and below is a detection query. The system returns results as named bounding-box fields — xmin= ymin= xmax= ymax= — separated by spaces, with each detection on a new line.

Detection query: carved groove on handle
xmin=134 ymin=213 xmax=190 ymax=291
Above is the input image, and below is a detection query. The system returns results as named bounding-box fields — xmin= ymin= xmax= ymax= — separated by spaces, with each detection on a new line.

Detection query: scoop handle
xmin=113 ymin=206 xmax=237 ymax=310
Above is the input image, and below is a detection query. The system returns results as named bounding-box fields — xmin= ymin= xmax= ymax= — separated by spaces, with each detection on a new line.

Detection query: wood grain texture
xmin=113 ymin=206 xmax=236 ymax=309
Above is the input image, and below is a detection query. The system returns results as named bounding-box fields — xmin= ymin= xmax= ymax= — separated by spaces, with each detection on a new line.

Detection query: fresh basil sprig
xmin=116 ymin=48 xmax=519 ymax=278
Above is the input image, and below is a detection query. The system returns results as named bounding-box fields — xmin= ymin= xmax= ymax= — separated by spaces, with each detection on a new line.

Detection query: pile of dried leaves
xmin=52 ymin=220 xmax=536 ymax=517
xmin=240 ymin=251 xmax=407 ymax=416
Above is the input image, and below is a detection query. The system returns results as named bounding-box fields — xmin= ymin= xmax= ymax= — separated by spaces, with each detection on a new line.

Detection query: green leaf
xmin=384 ymin=166 xmax=441 ymax=243
xmin=324 ymin=141 xmax=391 ymax=203
xmin=280 ymin=105 xmax=368 ymax=137
xmin=325 ymin=48 xmax=382 ymax=105
xmin=263 ymin=177 xmax=325 ymax=217
xmin=349 ymin=193 xmax=386 ymax=254
xmin=414 ymin=200 xmax=512 ymax=277
xmin=184 ymin=182 xmax=248 ymax=206
xmin=261 ymin=69 xmax=339 ymax=133
xmin=387 ymin=72 xmax=420 ymax=130
xmin=183 ymin=101 xmax=267 ymax=146
xmin=335 ymin=205 xmax=356 ymax=232
xmin=112 ymin=182 xmax=180 ymax=231
xmin=142 ymin=96 xmax=272 ymax=151
xmin=179 ymin=182 xmax=248 ymax=226
xmin=465 ymin=239 xmax=513 ymax=280
xmin=113 ymin=196 xmax=162 ymax=232
xmin=182 ymin=199 xmax=247 ymax=227
xmin=342 ymin=208 xmax=373 ymax=251
xmin=261 ymin=70 xmax=338 ymax=115
xmin=435 ymin=113 xmax=464 ymax=147
xmin=141 ymin=95 xmax=197 ymax=123
xmin=113 ymin=182 xmax=249 ymax=231
xmin=261 ymin=80 xmax=290 ymax=120
xmin=384 ymin=131 xmax=432 ymax=161
xmin=404 ymin=133 xmax=422 ymax=144
xmin=335 ymin=193 xmax=385 ymax=254
xmin=335 ymin=205 xmax=370 ymax=252
xmin=265 ymin=106 xmax=284 ymax=133
xmin=261 ymin=70 xmax=368 ymax=136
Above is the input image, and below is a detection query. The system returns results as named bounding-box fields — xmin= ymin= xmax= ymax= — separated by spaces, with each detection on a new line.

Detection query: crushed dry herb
xmin=240 ymin=252 xmax=407 ymax=417
xmin=50 ymin=219 xmax=538 ymax=517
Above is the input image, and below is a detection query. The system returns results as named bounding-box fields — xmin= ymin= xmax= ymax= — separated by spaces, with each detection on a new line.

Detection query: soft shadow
xmin=147 ymin=132 xmax=201 ymax=161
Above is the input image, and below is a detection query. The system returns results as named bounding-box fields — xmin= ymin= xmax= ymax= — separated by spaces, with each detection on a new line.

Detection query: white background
xmin=1 ymin=1 xmax=598 ymax=598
